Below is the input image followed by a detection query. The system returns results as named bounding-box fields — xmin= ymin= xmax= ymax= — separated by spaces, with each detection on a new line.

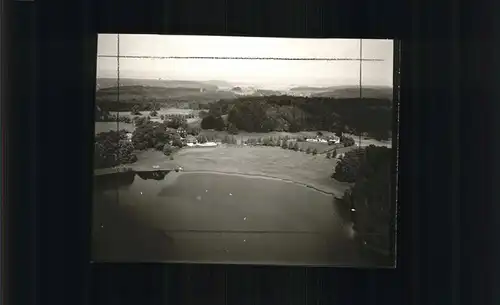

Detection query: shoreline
xmin=94 ymin=166 xmax=345 ymax=197
xmin=177 ymin=169 xmax=341 ymax=197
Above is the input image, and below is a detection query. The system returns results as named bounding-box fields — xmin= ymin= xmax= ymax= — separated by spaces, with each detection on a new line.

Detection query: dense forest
xmin=201 ymin=95 xmax=392 ymax=140
xmin=334 ymin=145 xmax=393 ymax=254
xmin=94 ymin=130 xmax=138 ymax=169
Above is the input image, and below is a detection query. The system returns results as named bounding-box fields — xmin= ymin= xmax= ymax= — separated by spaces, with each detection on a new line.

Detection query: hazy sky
xmin=97 ymin=34 xmax=393 ymax=88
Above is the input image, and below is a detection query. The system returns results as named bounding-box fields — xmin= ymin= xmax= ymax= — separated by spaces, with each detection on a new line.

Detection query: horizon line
xmin=97 ymin=55 xmax=386 ymax=61
xmin=95 ymin=78 xmax=393 ymax=88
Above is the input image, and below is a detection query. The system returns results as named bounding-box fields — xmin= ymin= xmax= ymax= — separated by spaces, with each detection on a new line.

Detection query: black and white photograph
xmin=92 ymin=34 xmax=397 ymax=267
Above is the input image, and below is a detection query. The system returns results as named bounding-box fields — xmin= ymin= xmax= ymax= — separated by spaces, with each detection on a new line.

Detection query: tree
xmin=94 ymin=130 xmax=137 ymax=169
xmin=332 ymin=148 xmax=366 ymax=182
xmin=201 ymin=115 xmax=225 ymax=130
xmin=196 ymin=135 xmax=208 ymax=144
xmin=227 ymin=123 xmax=239 ymax=135
xmin=199 ymin=110 xmax=209 ymax=118
xmin=130 ymin=105 xmax=141 ymax=115
xmin=172 ymin=137 xmax=183 ymax=148
xmin=187 ymin=126 xmax=201 ymax=136
xmin=163 ymin=143 xmax=174 ymax=156
xmin=341 ymin=135 xmax=355 ymax=147
xmin=155 ymin=142 xmax=165 ymax=151
xmin=331 ymin=149 xmax=337 ymax=158
xmin=160 ymin=114 xmax=165 ymax=120
xmin=150 ymin=110 xmax=158 ymax=117
xmin=340 ymin=145 xmax=392 ymax=254
xmin=317 ymin=131 xmax=323 ymax=137
xmin=166 ymin=116 xmax=187 ymax=129
xmin=335 ymin=125 xmax=344 ymax=138
xmin=134 ymin=116 xmax=147 ymax=127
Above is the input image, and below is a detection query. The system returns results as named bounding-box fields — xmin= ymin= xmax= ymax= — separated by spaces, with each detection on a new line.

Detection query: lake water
xmin=92 ymin=171 xmax=389 ymax=266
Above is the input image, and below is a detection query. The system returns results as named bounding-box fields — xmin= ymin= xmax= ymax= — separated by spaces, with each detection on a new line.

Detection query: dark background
xmin=3 ymin=0 xmax=498 ymax=304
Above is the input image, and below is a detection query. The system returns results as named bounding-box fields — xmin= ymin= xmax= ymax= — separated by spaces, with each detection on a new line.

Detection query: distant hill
xmin=203 ymin=80 xmax=233 ymax=88
xmin=289 ymin=86 xmax=393 ymax=100
xmin=289 ymin=86 xmax=331 ymax=93
xmin=97 ymin=78 xmax=219 ymax=91
xmin=96 ymin=85 xmax=238 ymax=103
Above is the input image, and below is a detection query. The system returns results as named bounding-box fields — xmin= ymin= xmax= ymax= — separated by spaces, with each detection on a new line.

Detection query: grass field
xmin=95 ymin=122 xmax=135 ymax=134
xmin=116 ymin=108 xmax=198 ymax=119
xmin=129 ymin=145 xmax=352 ymax=197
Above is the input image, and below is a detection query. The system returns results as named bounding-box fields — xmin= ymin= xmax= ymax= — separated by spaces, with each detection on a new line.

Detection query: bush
xmin=155 ymin=142 xmax=165 ymax=151
xmin=288 ymin=142 xmax=294 ymax=150
xmin=341 ymin=136 xmax=355 ymax=147
xmin=312 ymin=148 xmax=318 ymax=155
xmin=331 ymin=149 xmax=337 ymax=158
xmin=196 ymin=135 xmax=208 ymax=144
xmin=326 ymin=152 xmax=331 ymax=159
xmin=130 ymin=105 xmax=141 ymax=116
xmin=150 ymin=110 xmax=158 ymax=117
xmin=332 ymin=148 xmax=366 ymax=182
xmin=306 ymin=148 xmax=312 ymax=154
xmin=187 ymin=126 xmax=201 ymax=136
xmin=172 ymin=138 xmax=183 ymax=148
xmin=160 ymin=114 xmax=165 ymax=120
xmin=227 ymin=123 xmax=239 ymax=135
xmin=163 ymin=144 xmax=174 ymax=156
xmin=134 ymin=116 xmax=148 ymax=127
xmin=293 ymin=143 xmax=299 ymax=151
xmin=165 ymin=116 xmax=188 ymax=129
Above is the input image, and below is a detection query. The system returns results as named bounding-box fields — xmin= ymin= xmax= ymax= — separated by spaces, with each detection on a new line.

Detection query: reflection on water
xmin=94 ymin=170 xmax=171 ymax=191
xmin=137 ymin=170 xmax=169 ymax=181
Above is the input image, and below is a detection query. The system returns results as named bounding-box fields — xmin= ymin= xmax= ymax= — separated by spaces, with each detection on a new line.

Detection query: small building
xmin=328 ymin=135 xmax=340 ymax=144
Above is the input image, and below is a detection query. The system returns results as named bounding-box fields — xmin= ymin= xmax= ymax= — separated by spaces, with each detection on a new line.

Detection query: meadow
xmin=128 ymin=145 xmax=353 ymax=197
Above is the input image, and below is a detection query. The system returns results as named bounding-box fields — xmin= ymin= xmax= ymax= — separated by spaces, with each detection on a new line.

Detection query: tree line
xmin=199 ymin=95 xmax=392 ymax=140
xmin=333 ymin=145 xmax=393 ymax=255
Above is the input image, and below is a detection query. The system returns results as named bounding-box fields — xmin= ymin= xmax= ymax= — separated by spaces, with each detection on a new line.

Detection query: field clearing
xmin=130 ymin=145 xmax=351 ymax=197
xmin=199 ymin=130 xmax=336 ymax=142
xmin=114 ymin=108 xmax=198 ymax=119
xmin=95 ymin=122 xmax=135 ymax=134
xmin=293 ymin=141 xmax=339 ymax=154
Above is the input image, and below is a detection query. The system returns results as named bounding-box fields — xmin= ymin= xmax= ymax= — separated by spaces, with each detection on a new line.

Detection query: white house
xmin=306 ymin=137 xmax=329 ymax=144
xmin=328 ymin=135 xmax=340 ymax=144
xmin=125 ymin=132 xmax=133 ymax=142
xmin=187 ymin=142 xmax=218 ymax=148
